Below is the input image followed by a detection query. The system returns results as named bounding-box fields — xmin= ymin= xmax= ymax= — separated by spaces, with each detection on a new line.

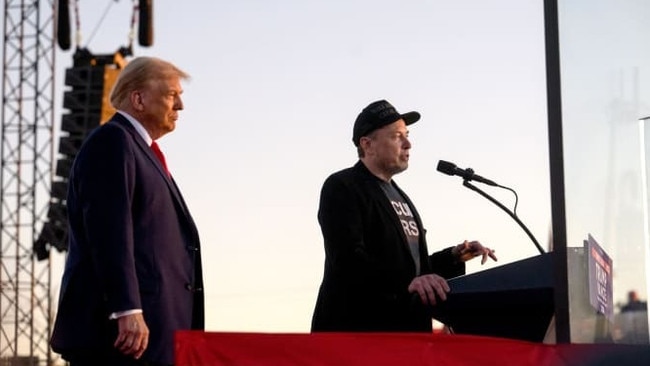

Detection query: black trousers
xmin=63 ymin=348 xmax=172 ymax=366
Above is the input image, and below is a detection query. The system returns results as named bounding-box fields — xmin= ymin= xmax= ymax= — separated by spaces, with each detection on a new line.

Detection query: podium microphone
xmin=436 ymin=160 xmax=498 ymax=186
xmin=437 ymin=159 xmax=545 ymax=254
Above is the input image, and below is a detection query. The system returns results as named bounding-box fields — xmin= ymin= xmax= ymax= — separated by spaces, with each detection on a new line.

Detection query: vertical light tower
xmin=2 ymin=0 xmax=153 ymax=363
xmin=0 ymin=0 xmax=56 ymax=365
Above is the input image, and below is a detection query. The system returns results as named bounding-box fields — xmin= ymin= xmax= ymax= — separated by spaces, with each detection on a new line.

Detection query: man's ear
xmin=131 ymin=90 xmax=145 ymax=111
xmin=359 ymin=136 xmax=372 ymax=152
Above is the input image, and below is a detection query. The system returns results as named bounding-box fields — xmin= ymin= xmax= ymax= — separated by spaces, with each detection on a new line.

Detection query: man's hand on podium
xmin=452 ymin=240 xmax=498 ymax=265
xmin=408 ymin=273 xmax=450 ymax=306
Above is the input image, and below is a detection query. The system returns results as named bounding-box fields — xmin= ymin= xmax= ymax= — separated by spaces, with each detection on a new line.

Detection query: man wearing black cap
xmin=311 ymin=99 xmax=497 ymax=332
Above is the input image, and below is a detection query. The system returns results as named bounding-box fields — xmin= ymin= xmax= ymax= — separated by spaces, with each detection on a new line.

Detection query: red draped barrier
xmin=175 ymin=331 xmax=650 ymax=366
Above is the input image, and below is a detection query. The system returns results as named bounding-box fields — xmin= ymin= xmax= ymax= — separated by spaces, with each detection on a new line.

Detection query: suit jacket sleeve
xmin=318 ymin=175 xmax=376 ymax=280
xmin=71 ymin=124 xmax=141 ymax=313
xmin=429 ymin=247 xmax=465 ymax=279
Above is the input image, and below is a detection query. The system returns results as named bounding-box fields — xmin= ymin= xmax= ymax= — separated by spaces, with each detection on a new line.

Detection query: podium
xmin=428 ymin=252 xmax=555 ymax=342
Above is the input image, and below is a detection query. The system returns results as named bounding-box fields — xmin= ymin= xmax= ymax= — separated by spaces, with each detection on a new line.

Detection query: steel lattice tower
xmin=1 ymin=0 xmax=56 ymax=364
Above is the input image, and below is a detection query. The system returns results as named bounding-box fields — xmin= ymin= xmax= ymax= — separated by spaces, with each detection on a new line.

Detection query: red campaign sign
xmin=586 ymin=234 xmax=614 ymax=320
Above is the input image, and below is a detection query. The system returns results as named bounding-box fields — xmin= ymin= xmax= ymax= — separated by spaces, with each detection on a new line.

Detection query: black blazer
xmin=50 ymin=114 xmax=204 ymax=365
xmin=311 ymin=161 xmax=464 ymax=332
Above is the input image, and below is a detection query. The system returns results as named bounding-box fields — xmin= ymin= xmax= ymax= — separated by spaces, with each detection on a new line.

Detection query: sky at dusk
xmin=47 ymin=0 xmax=552 ymax=332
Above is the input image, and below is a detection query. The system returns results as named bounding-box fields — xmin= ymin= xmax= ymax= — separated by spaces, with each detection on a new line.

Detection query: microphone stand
xmin=462 ymin=180 xmax=545 ymax=255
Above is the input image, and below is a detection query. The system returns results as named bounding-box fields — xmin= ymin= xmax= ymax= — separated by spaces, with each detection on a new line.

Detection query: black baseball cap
xmin=352 ymin=100 xmax=420 ymax=146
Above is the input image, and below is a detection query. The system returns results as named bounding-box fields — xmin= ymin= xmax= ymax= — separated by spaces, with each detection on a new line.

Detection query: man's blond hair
xmin=109 ymin=56 xmax=190 ymax=110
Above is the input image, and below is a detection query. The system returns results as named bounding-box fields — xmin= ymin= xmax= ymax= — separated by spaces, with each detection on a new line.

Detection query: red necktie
xmin=151 ymin=141 xmax=171 ymax=177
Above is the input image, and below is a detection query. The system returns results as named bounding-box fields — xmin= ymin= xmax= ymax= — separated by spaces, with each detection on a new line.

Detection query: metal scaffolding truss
xmin=1 ymin=0 xmax=55 ymax=364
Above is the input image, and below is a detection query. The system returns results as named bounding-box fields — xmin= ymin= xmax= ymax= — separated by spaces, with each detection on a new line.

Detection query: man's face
xmin=363 ymin=119 xmax=411 ymax=177
xmin=138 ymin=76 xmax=184 ymax=138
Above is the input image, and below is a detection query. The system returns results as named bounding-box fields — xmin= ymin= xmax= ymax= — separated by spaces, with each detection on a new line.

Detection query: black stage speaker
xmin=33 ymin=49 xmax=126 ymax=260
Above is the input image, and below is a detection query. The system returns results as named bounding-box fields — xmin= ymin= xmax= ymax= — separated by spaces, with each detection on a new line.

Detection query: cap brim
xmin=402 ymin=111 xmax=421 ymax=125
